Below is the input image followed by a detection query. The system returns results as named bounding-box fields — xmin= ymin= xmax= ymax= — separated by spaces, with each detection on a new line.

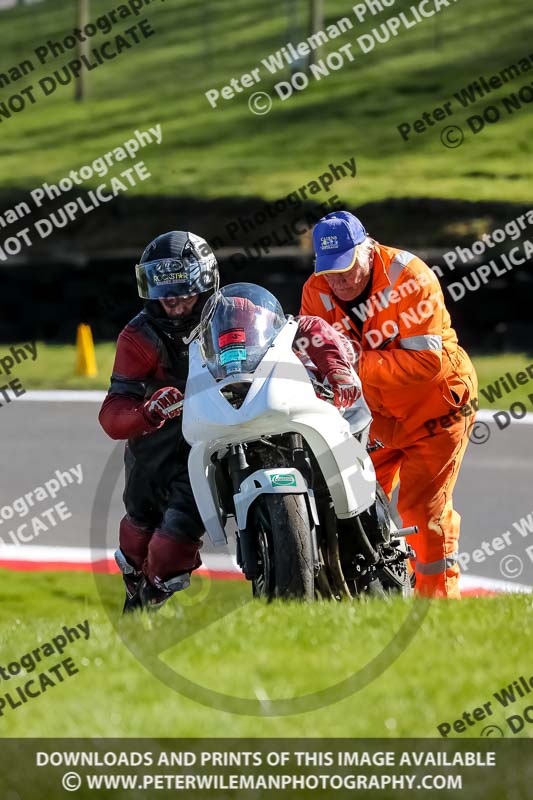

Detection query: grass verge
xmin=0 ymin=569 xmax=530 ymax=738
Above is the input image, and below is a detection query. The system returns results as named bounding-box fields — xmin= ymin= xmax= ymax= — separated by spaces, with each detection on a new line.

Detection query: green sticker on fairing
xmin=270 ymin=473 xmax=297 ymax=487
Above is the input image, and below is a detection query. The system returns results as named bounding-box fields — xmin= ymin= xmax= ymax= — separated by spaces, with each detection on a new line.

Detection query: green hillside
xmin=1 ymin=0 xmax=531 ymax=204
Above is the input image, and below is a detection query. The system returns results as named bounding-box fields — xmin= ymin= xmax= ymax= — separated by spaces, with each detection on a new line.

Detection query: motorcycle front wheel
xmin=251 ymin=494 xmax=314 ymax=601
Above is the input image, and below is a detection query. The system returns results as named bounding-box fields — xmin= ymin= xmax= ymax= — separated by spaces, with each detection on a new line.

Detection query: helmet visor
xmin=136 ymin=256 xmax=216 ymax=300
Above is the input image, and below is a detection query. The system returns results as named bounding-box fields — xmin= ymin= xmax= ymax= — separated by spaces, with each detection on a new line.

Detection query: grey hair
xmin=355 ymin=236 xmax=375 ymax=269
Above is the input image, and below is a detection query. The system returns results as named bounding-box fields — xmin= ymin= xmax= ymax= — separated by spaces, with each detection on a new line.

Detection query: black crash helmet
xmin=135 ymin=231 xmax=218 ymax=301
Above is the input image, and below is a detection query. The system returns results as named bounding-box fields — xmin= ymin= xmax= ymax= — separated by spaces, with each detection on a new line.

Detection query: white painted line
xmin=0 ymin=545 xmax=529 ymax=593
xmin=0 ymin=544 xmax=240 ymax=572
xmin=19 ymin=391 xmax=106 ymax=402
xmin=0 ymin=545 xmax=112 ymax=562
xmin=460 ymin=574 xmax=532 ymax=594
xmin=476 ymin=409 xmax=533 ymax=424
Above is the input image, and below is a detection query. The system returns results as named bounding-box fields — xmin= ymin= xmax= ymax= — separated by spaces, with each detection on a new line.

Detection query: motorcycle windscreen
xmin=199 ymin=282 xmax=286 ymax=380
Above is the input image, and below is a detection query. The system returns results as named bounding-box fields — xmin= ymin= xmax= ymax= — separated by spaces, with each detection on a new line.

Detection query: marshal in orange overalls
xmin=301 ymin=242 xmax=477 ymax=598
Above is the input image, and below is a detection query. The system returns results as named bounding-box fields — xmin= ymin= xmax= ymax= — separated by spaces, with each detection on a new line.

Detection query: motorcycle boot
xmin=114 ymin=547 xmax=144 ymax=613
xmin=136 ymin=573 xmax=192 ymax=612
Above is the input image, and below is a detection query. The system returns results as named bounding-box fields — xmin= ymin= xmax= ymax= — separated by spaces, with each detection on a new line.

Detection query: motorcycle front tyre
xmin=252 ymin=494 xmax=314 ymax=601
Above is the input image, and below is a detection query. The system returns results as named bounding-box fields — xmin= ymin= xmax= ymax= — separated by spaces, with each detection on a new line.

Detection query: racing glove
xmin=326 ymin=368 xmax=361 ymax=409
xmin=143 ymin=386 xmax=184 ymax=425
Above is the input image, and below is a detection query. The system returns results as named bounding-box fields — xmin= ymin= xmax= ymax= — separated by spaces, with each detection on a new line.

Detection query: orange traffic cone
xmin=75 ymin=323 xmax=98 ymax=377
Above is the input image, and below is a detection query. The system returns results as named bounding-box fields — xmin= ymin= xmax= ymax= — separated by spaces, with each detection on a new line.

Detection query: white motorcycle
xmin=182 ymin=283 xmax=415 ymax=600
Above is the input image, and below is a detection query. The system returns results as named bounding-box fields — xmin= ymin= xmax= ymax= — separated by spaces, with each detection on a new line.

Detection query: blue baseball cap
xmin=313 ymin=211 xmax=367 ymax=274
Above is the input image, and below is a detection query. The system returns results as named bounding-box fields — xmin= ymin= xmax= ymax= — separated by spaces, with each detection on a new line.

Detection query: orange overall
xmin=300 ymin=243 xmax=478 ymax=597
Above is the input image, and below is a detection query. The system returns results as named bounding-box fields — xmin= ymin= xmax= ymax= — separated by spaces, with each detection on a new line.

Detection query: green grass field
xmin=1 ymin=0 xmax=531 ymax=204
xmin=0 ymin=569 xmax=530 ymax=738
xmin=13 ymin=342 xmax=533 ymax=409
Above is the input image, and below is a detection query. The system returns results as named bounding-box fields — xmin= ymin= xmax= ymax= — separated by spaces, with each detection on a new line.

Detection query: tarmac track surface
xmin=1 ymin=399 xmax=532 ymax=590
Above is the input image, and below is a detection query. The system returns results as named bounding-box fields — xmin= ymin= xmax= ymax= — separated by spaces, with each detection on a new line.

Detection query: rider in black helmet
xmin=100 ymin=230 xmax=361 ymax=612
xmin=99 ymin=231 xmax=218 ymax=612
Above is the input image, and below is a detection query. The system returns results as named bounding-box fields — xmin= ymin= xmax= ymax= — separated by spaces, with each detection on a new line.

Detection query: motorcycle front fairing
xmin=183 ymin=319 xmax=376 ymax=546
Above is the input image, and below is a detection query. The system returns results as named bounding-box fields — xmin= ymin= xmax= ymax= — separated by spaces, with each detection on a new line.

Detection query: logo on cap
xmin=320 ymin=235 xmax=339 ymax=251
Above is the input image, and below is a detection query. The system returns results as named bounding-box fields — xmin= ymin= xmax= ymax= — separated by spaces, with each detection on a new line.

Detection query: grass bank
xmin=0 ymin=569 xmax=529 ymax=738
